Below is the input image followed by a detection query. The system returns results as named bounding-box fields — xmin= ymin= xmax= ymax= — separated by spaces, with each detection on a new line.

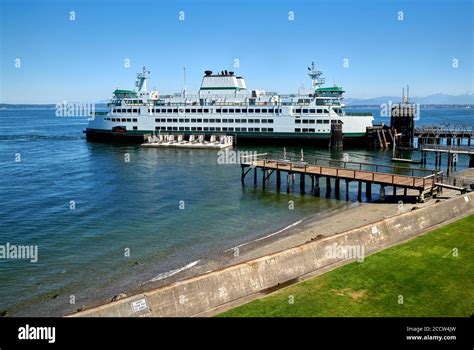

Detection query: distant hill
xmin=346 ymin=92 xmax=474 ymax=105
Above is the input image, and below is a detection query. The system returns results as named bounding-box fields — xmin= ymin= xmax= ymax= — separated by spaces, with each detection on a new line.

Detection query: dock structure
xmin=142 ymin=134 xmax=233 ymax=149
xmin=415 ymin=126 xmax=474 ymax=147
xmin=420 ymin=144 xmax=474 ymax=175
xmin=241 ymin=155 xmax=443 ymax=203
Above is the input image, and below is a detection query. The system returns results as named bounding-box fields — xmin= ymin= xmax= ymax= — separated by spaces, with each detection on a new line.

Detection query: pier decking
xmin=241 ymin=156 xmax=443 ymax=202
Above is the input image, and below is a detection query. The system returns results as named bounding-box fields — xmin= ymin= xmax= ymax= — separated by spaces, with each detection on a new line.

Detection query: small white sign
xmin=131 ymin=298 xmax=147 ymax=313
xmin=464 ymin=195 xmax=470 ymax=202
xmin=371 ymin=226 xmax=378 ymax=235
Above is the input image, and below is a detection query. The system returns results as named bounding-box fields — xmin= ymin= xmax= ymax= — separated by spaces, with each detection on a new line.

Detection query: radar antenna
xmin=307 ymin=61 xmax=325 ymax=92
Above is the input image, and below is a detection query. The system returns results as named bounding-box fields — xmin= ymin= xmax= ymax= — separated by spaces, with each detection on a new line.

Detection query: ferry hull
xmin=85 ymin=128 xmax=368 ymax=146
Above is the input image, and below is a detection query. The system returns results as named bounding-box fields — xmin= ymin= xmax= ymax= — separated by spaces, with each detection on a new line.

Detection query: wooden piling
xmin=276 ymin=170 xmax=281 ymax=192
xmin=300 ymin=174 xmax=305 ymax=194
xmin=326 ymin=177 xmax=331 ymax=197
xmin=366 ymin=182 xmax=372 ymax=200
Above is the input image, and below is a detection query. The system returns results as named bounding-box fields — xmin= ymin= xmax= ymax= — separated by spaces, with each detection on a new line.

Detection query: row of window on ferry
xmin=110 ymin=107 xmax=340 ymax=115
xmin=111 ymin=107 xmax=283 ymax=114
xmin=154 ymin=126 xmax=275 ymax=132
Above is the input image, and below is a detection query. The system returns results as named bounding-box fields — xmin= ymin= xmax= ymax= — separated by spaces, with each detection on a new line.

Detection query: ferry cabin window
xmin=191 ymin=119 xmax=197 ymax=122
xmin=310 ymin=109 xmax=316 ymax=113
xmin=295 ymin=120 xmax=301 ymax=124
xmin=121 ymin=118 xmax=126 ymax=122
xmin=216 ymin=119 xmax=221 ymax=123
xmin=204 ymin=119 xmax=209 ymax=123
xmin=155 ymin=127 xmax=160 ymax=131
xmin=248 ymin=109 xmax=254 ymax=113
xmin=204 ymin=109 xmax=209 ymax=113
xmin=133 ymin=109 xmax=138 ymax=113
xmin=127 ymin=109 xmax=132 ymax=113
xmin=172 ymin=127 xmax=178 ymax=131
xmin=268 ymin=128 xmax=274 ymax=131
xmin=217 ymin=109 xmax=222 ymax=113
xmin=112 ymin=118 xmax=116 ymax=122
xmin=235 ymin=119 xmax=240 ymax=123
xmin=155 ymin=109 xmax=160 ymax=113
xmin=317 ymin=109 xmax=323 ymax=114
xmin=295 ymin=128 xmax=301 ymax=132
xmin=223 ymin=109 xmax=228 ymax=113
xmin=133 ymin=126 xmax=138 ymax=130
xmin=303 ymin=109 xmax=309 ymax=114
xmin=179 ymin=127 xmax=185 ymax=131
xmin=127 ymin=118 xmax=131 ymax=122
xmin=167 ymin=127 xmax=172 ymax=131
xmin=210 ymin=119 xmax=215 ymax=123
xmin=302 ymin=128 xmax=309 ymax=132
xmin=229 ymin=109 xmax=234 ymax=113
xmin=161 ymin=118 xmax=166 ymax=122
xmin=197 ymin=119 xmax=202 ymax=122
xmin=324 ymin=109 xmax=329 ymax=113
xmin=235 ymin=127 xmax=241 ymax=131
xmin=262 ymin=119 xmax=267 ymax=123
xmin=262 ymin=109 xmax=267 ymax=113
xmin=155 ymin=118 xmax=159 ymax=122
xmin=179 ymin=119 xmax=184 ymax=123
xmin=167 ymin=118 xmax=172 ymax=122
xmin=241 ymin=128 xmax=247 ymax=131
xmin=223 ymin=119 xmax=228 ymax=123
xmin=242 ymin=109 xmax=247 ymax=113
xmin=317 ymin=120 xmax=322 ymax=124
xmin=186 ymin=109 xmax=191 ymax=113
xmin=248 ymin=119 xmax=253 ymax=123
xmin=295 ymin=109 xmax=301 ymax=113
xmin=167 ymin=109 xmax=172 ymax=113
xmin=197 ymin=127 xmax=202 ymax=131
xmin=235 ymin=109 xmax=241 ymax=113
xmin=303 ymin=120 xmax=308 ymax=124
xmin=323 ymin=120 xmax=329 ymax=124
xmin=255 ymin=109 xmax=261 ymax=113
xmin=309 ymin=120 xmax=315 ymax=124
xmin=241 ymin=119 xmax=247 ymax=123
xmin=191 ymin=127 xmax=197 ymax=131
xmin=254 ymin=119 xmax=260 ymax=123
xmin=268 ymin=119 xmax=273 ymax=123
xmin=309 ymin=128 xmax=315 ymax=132
xmin=228 ymin=127 xmax=234 ymax=131
xmin=185 ymin=127 xmax=190 ymax=131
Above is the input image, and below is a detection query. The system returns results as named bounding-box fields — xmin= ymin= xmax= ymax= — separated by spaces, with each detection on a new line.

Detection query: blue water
xmin=0 ymin=107 xmax=473 ymax=315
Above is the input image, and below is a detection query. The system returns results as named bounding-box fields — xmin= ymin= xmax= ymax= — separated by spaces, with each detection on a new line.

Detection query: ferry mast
xmin=307 ymin=61 xmax=325 ymax=93
xmin=135 ymin=66 xmax=150 ymax=92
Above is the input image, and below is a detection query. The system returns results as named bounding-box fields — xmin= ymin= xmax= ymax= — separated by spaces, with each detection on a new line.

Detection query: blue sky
xmin=0 ymin=0 xmax=472 ymax=103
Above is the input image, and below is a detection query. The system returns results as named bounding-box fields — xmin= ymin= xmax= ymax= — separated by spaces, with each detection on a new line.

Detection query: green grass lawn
xmin=218 ymin=214 xmax=474 ymax=317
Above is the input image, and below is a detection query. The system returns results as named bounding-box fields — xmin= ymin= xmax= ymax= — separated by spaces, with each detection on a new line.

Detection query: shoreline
xmin=6 ymin=170 xmax=473 ymax=317
xmin=73 ymin=188 xmax=474 ymax=317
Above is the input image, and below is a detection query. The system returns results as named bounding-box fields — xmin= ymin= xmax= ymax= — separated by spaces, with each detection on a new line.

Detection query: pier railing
xmin=242 ymin=154 xmax=444 ymax=189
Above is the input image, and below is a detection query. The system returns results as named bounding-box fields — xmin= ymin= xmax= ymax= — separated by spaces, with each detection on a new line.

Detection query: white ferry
xmin=85 ymin=63 xmax=373 ymax=144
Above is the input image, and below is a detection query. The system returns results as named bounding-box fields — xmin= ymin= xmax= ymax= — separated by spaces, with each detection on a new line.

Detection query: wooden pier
xmin=241 ymin=155 xmax=443 ymax=203
xmin=420 ymin=144 xmax=474 ymax=175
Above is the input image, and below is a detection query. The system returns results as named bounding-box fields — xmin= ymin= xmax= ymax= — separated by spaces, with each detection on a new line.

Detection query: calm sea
xmin=0 ymin=106 xmax=473 ymax=315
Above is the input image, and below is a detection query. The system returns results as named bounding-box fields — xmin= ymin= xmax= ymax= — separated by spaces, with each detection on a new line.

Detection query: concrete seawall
xmin=72 ymin=193 xmax=474 ymax=317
